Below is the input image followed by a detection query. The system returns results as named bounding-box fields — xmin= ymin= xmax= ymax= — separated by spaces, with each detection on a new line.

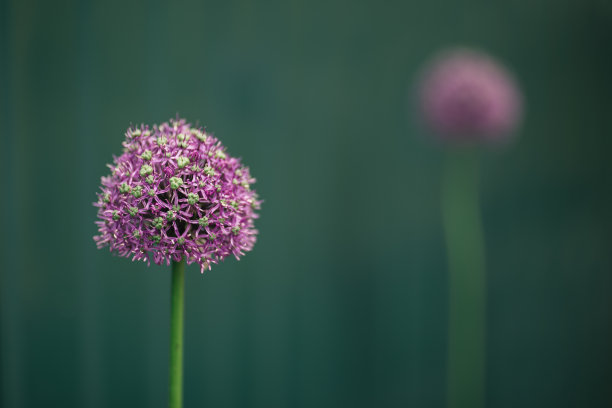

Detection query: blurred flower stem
xmin=442 ymin=150 xmax=486 ymax=408
xmin=169 ymin=258 xmax=185 ymax=408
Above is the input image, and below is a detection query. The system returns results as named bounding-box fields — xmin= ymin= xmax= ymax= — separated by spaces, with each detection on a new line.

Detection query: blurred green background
xmin=2 ymin=0 xmax=612 ymax=407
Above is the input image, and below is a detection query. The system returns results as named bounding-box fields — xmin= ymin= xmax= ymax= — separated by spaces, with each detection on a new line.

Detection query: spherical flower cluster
xmin=419 ymin=48 xmax=522 ymax=143
xmin=94 ymin=118 xmax=260 ymax=272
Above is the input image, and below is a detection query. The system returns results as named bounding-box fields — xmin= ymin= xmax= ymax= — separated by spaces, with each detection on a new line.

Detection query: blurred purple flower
xmin=94 ymin=118 xmax=261 ymax=272
xmin=419 ymin=48 xmax=522 ymax=142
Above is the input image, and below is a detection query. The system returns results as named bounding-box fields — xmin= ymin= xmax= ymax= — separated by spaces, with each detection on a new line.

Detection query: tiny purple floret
xmin=419 ymin=48 xmax=522 ymax=143
xmin=94 ymin=118 xmax=261 ymax=273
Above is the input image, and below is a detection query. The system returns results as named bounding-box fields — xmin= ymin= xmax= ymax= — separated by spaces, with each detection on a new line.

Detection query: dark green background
xmin=2 ymin=0 xmax=611 ymax=407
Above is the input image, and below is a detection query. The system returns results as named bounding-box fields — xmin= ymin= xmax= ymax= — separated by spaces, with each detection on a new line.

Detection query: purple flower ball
xmin=94 ymin=118 xmax=261 ymax=273
xmin=419 ymin=48 xmax=522 ymax=143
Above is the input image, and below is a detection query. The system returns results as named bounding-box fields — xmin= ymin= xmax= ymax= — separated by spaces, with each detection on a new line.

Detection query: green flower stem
xmin=169 ymin=258 xmax=185 ymax=408
xmin=442 ymin=150 xmax=486 ymax=408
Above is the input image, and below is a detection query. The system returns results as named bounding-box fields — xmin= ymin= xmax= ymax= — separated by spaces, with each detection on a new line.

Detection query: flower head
xmin=418 ymin=48 xmax=522 ymax=143
xmin=94 ymin=118 xmax=261 ymax=272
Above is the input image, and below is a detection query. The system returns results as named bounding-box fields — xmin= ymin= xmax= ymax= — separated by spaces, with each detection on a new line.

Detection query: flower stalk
xmin=442 ymin=150 xmax=486 ymax=408
xmin=169 ymin=258 xmax=185 ymax=408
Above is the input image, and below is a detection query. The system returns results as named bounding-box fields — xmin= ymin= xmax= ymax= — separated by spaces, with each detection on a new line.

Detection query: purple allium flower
xmin=418 ymin=48 xmax=522 ymax=143
xmin=94 ymin=118 xmax=261 ymax=273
